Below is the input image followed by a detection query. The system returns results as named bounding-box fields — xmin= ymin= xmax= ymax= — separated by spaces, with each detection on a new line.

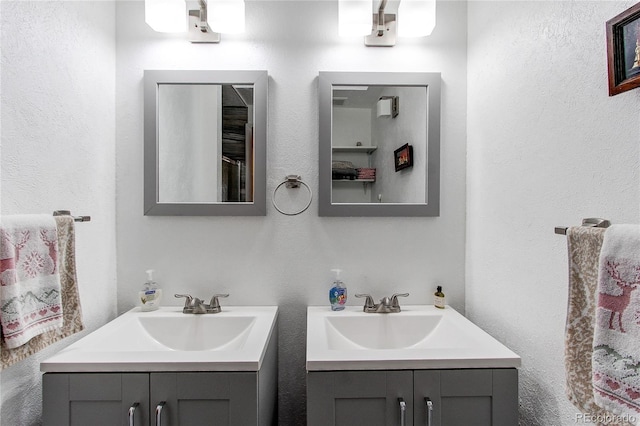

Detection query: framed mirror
xmin=318 ymin=72 xmax=440 ymax=217
xmin=144 ymin=70 xmax=267 ymax=216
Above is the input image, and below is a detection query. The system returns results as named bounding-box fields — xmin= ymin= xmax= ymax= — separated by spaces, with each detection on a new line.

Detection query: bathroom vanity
xmin=43 ymin=370 xmax=273 ymax=426
xmin=306 ymin=306 xmax=520 ymax=426
xmin=41 ymin=306 xmax=278 ymax=426
xmin=307 ymin=368 xmax=517 ymax=426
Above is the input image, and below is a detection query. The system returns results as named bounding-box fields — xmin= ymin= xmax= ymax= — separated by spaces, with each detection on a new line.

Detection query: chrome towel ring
xmin=272 ymin=175 xmax=313 ymax=216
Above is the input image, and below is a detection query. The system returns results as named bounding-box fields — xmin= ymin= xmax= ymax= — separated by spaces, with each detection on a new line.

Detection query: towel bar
xmin=555 ymin=218 xmax=610 ymax=235
xmin=53 ymin=210 xmax=91 ymax=222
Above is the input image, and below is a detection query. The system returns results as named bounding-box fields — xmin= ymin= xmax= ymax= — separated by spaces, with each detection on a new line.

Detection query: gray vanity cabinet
xmin=413 ymin=369 xmax=518 ymax=426
xmin=43 ymin=371 xmax=272 ymax=426
xmin=307 ymin=368 xmax=518 ymax=426
xmin=150 ymin=372 xmax=258 ymax=425
xmin=307 ymin=370 xmax=414 ymax=426
xmin=43 ymin=373 xmax=150 ymax=426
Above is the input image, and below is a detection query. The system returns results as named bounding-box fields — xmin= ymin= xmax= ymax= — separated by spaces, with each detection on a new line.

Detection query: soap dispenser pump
xmin=139 ymin=269 xmax=162 ymax=312
xmin=329 ymin=269 xmax=347 ymax=311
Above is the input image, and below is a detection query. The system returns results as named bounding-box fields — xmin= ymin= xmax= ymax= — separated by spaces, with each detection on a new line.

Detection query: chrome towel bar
xmin=555 ymin=218 xmax=610 ymax=235
xmin=53 ymin=210 xmax=91 ymax=222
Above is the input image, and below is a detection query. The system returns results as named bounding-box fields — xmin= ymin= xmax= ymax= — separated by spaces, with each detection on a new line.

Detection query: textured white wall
xmin=467 ymin=1 xmax=640 ymax=424
xmin=116 ymin=1 xmax=467 ymax=424
xmin=0 ymin=1 xmax=117 ymax=424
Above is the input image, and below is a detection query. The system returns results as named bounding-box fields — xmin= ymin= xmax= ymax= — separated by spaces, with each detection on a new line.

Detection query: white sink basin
xmin=138 ymin=315 xmax=255 ymax=351
xmin=41 ymin=306 xmax=278 ymax=372
xmin=326 ymin=314 xmax=442 ymax=350
xmin=307 ymin=305 xmax=521 ymax=371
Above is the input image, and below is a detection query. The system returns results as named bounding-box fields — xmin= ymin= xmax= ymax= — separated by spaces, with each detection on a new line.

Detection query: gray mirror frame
xmin=144 ymin=70 xmax=268 ymax=216
xmin=318 ymin=71 xmax=441 ymax=217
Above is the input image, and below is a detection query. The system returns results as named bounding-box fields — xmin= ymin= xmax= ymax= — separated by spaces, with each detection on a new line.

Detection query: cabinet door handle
xmin=398 ymin=397 xmax=407 ymax=426
xmin=128 ymin=402 xmax=139 ymax=426
xmin=425 ymin=397 xmax=433 ymax=426
xmin=155 ymin=401 xmax=166 ymax=426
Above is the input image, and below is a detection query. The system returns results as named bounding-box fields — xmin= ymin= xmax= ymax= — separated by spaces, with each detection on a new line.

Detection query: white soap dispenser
xmin=139 ymin=269 xmax=162 ymax=312
xmin=329 ymin=269 xmax=347 ymax=311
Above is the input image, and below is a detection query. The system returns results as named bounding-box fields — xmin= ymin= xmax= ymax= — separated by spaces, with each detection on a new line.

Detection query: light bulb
xmin=339 ymin=0 xmax=372 ymax=37
xmin=398 ymin=0 xmax=436 ymax=38
xmin=145 ymin=0 xmax=186 ymax=33
xmin=209 ymin=0 xmax=245 ymax=34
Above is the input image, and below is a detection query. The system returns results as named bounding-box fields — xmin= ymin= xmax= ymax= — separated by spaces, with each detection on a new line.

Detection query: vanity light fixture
xmin=339 ymin=0 xmax=436 ymax=46
xmin=145 ymin=0 xmax=245 ymax=43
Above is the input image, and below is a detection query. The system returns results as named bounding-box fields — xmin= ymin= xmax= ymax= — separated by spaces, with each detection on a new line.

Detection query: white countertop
xmin=41 ymin=306 xmax=278 ymax=373
xmin=306 ymin=305 xmax=521 ymax=371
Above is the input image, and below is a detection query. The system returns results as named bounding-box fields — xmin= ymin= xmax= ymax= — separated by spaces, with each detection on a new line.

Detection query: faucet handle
xmin=355 ymin=293 xmax=375 ymax=311
xmin=209 ymin=294 xmax=229 ymax=311
xmin=390 ymin=293 xmax=409 ymax=308
xmin=174 ymin=294 xmax=194 ymax=308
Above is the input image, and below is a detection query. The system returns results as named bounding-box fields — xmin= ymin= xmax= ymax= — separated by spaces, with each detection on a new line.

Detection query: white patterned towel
xmin=0 ymin=215 xmax=63 ymax=349
xmin=593 ymin=225 xmax=640 ymax=422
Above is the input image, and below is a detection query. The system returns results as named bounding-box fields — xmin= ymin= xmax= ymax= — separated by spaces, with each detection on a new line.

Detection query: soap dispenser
xmin=434 ymin=285 xmax=445 ymax=309
xmin=139 ymin=269 xmax=162 ymax=312
xmin=329 ymin=269 xmax=347 ymax=311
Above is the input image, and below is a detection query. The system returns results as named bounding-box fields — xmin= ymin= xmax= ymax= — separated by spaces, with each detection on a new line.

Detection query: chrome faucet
xmin=355 ymin=293 xmax=409 ymax=313
xmin=175 ymin=293 xmax=229 ymax=314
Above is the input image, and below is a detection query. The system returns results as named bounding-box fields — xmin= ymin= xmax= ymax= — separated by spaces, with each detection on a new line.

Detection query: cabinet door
xmin=150 ymin=372 xmax=257 ymax=426
xmin=43 ymin=373 xmax=149 ymax=426
xmin=307 ymin=370 xmax=413 ymax=426
xmin=414 ymin=369 xmax=518 ymax=426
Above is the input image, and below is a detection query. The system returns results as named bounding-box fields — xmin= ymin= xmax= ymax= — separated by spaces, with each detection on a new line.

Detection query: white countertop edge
xmin=306 ymin=357 xmax=522 ymax=371
xmin=306 ymin=348 xmax=523 ymax=371
xmin=41 ymin=360 xmax=262 ymax=373
xmin=255 ymin=306 xmax=279 ymax=370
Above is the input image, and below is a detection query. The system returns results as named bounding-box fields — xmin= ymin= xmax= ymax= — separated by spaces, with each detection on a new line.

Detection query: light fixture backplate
xmin=188 ymin=9 xmax=221 ymax=43
xmin=365 ymin=13 xmax=397 ymax=47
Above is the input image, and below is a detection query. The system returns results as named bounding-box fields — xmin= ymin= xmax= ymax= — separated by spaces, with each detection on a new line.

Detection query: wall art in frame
xmin=394 ymin=143 xmax=413 ymax=172
xmin=606 ymin=2 xmax=640 ymax=96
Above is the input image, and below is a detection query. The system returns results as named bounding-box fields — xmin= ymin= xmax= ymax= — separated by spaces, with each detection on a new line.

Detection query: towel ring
xmin=272 ymin=175 xmax=313 ymax=216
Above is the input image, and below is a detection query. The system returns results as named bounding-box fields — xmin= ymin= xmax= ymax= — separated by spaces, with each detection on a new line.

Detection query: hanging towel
xmin=593 ymin=225 xmax=640 ymax=421
xmin=0 ymin=215 xmax=84 ymax=369
xmin=565 ymin=226 xmax=607 ymax=409
xmin=0 ymin=215 xmax=64 ymax=348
